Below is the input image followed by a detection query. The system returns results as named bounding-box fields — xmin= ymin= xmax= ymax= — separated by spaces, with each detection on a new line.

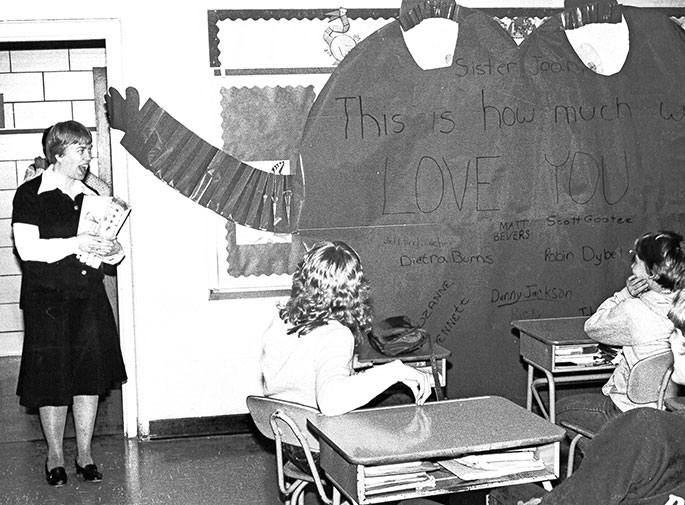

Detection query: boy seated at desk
xmin=260 ymin=240 xmax=431 ymax=469
xmin=556 ymin=231 xmax=685 ymax=436
xmin=495 ymin=289 xmax=685 ymax=505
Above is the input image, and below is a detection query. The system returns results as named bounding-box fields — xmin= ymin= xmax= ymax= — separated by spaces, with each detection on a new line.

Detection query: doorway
xmin=0 ymin=19 xmax=136 ymax=440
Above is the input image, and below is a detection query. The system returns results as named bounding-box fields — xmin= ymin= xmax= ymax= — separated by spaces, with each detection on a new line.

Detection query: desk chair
xmin=665 ymin=395 xmax=685 ymax=412
xmin=246 ymin=395 xmax=335 ymax=505
xmin=560 ymin=350 xmax=677 ymax=478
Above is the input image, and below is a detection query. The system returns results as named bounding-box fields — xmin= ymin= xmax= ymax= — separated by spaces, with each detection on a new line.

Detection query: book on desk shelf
xmin=554 ymin=343 xmax=618 ymax=367
xmin=438 ymin=448 xmax=546 ymax=481
xmin=363 ymin=461 xmax=439 ymax=495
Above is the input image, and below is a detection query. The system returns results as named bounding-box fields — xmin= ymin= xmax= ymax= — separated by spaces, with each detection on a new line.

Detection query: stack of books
xmin=554 ymin=344 xmax=601 ymax=367
xmin=554 ymin=343 xmax=620 ymax=367
xmin=363 ymin=461 xmax=439 ymax=496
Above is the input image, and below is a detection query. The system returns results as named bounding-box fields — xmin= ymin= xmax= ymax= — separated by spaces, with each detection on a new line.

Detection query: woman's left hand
xmin=96 ymin=238 xmax=122 ymax=257
xmin=77 ymin=238 xmax=123 ymax=267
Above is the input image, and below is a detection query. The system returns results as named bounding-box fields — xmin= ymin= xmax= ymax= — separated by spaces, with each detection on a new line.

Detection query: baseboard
xmin=148 ymin=413 xmax=257 ymax=440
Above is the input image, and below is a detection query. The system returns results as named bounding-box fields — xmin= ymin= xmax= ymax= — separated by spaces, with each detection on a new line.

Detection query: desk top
xmin=354 ymin=337 xmax=451 ymax=366
xmin=512 ymin=316 xmax=592 ymax=345
xmin=307 ymin=396 xmax=565 ymax=466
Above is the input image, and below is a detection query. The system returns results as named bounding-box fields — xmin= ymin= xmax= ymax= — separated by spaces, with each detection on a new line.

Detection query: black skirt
xmin=17 ymin=284 xmax=127 ymax=408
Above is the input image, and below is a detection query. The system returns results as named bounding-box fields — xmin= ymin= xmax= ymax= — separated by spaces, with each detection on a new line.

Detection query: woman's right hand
xmin=399 ymin=365 xmax=432 ymax=406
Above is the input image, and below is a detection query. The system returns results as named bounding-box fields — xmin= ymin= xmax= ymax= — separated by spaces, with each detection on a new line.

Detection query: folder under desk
xmin=307 ymin=396 xmax=565 ymax=505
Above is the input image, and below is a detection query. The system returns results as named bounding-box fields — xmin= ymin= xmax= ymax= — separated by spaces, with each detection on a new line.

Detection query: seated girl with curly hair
xmin=260 ymin=240 xmax=431 ymax=416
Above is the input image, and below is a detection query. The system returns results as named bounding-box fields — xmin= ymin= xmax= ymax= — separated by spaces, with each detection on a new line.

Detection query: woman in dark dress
xmin=11 ymin=120 xmax=127 ymax=486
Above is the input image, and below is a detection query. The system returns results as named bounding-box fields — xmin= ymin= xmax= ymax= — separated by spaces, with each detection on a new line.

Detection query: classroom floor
xmin=0 ymin=431 xmax=510 ymax=505
xmin=0 ymin=433 xmax=279 ymax=505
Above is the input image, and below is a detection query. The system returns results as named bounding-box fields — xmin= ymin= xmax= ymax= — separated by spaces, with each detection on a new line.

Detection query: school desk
xmin=354 ymin=338 xmax=451 ymax=390
xmin=307 ymin=396 xmax=566 ymax=505
xmin=513 ymin=317 xmax=616 ymax=423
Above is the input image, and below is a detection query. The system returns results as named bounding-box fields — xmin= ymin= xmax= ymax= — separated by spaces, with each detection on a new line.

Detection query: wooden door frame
xmin=0 ymin=18 xmax=138 ymax=438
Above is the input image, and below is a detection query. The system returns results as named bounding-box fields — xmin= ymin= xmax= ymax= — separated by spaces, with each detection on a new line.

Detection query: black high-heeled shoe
xmin=45 ymin=462 xmax=67 ymax=487
xmin=75 ymin=460 xmax=103 ymax=482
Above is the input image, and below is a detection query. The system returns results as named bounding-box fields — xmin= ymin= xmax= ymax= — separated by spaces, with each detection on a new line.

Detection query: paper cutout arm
xmin=398 ymin=0 xmax=461 ymax=31
xmin=104 ymin=86 xmax=294 ymax=233
xmin=559 ymin=0 xmax=623 ymax=30
xmin=104 ymin=86 xmax=141 ymax=133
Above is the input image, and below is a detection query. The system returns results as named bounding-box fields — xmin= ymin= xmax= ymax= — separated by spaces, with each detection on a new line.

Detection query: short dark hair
xmin=633 ymin=231 xmax=685 ymax=291
xmin=43 ymin=120 xmax=92 ymax=165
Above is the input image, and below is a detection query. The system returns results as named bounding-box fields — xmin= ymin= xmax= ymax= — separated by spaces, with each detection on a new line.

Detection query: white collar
xmin=38 ymin=166 xmax=95 ymax=199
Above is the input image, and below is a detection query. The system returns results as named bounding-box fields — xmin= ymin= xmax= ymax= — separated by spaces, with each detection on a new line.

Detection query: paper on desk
xmin=364 ymin=460 xmax=440 ymax=477
xmin=439 ymin=449 xmax=545 ymax=481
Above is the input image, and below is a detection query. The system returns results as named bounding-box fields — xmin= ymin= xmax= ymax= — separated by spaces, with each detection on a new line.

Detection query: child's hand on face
xmin=626 ymin=275 xmax=649 ymax=297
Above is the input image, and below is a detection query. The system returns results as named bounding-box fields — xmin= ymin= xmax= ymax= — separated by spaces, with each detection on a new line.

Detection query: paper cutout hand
xmin=104 ymin=86 xmax=141 ymax=132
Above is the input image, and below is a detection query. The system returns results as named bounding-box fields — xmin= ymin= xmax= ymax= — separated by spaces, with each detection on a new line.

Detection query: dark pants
xmin=555 ymin=392 xmax=622 ymax=443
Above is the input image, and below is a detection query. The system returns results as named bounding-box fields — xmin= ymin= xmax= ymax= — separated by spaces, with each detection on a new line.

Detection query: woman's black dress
xmin=11 ymin=175 xmax=127 ymax=408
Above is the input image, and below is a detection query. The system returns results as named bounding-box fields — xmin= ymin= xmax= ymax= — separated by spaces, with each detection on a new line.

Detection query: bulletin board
xmin=295 ymin=4 xmax=685 ymax=402
xmin=114 ymin=3 xmax=685 ymax=402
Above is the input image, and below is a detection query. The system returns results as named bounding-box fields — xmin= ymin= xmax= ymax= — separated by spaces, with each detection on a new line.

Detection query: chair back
xmin=246 ymin=395 xmax=321 ymax=452
xmin=627 ymin=350 xmax=678 ymax=407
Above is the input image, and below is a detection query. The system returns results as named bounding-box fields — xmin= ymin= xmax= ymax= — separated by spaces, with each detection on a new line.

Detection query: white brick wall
xmin=0 ymin=161 xmax=17 ymax=189
xmin=11 ymin=49 xmax=69 ymax=72
xmin=0 ymin=73 xmax=44 ymax=102
xmin=0 ymin=44 xmax=106 ymax=355
xmin=70 ymin=48 xmax=106 ymax=71
xmin=0 ymin=52 xmax=9 ymax=72
xmin=45 ymin=71 xmax=95 ymax=100
xmin=0 ymin=219 xmax=12 ymax=246
xmin=0 ymin=133 xmax=42 ymax=162
xmin=13 ymin=101 xmax=73 ymax=129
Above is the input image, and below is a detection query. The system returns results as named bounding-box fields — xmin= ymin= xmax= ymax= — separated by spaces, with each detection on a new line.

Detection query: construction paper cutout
xmin=219 ymin=85 xmax=315 ymax=277
xmin=398 ymin=0 xmax=462 ymax=31
xmin=558 ymin=0 xmax=623 ymax=30
xmin=105 ymin=87 xmax=296 ymax=234
xmin=295 ymin=6 xmax=685 ymax=401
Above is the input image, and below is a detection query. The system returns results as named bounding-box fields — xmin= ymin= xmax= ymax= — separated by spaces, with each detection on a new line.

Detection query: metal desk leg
xmin=547 ymin=368 xmax=556 ymax=424
xmin=526 ymin=361 xmax=556 ymax=423
xmin=526 ymin=364 xmax=534 ymax=412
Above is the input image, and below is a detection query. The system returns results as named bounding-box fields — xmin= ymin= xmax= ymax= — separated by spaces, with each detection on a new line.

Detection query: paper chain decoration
xmin=104 ymin=87 xmax=294 ymax=234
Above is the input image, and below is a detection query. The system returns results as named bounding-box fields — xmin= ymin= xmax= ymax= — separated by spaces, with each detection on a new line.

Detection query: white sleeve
xmin=584 ymin=287 xmax=647 ymax=346
xmin=314 ymin=327 xmax=412 ymax=416
xmin=12 ymin=223 xmax=77 ymax=263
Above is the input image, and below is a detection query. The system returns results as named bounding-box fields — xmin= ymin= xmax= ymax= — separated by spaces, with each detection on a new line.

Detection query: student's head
xmin=631 ymin=231 xmax=685 ymax=291
xmin=668 ymin=290 xmax=685 ymax=384
xmin=280 ymin=240 xmax=373 ymax=338
xmin=42 ymin=120 xmax=92 ymax=165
